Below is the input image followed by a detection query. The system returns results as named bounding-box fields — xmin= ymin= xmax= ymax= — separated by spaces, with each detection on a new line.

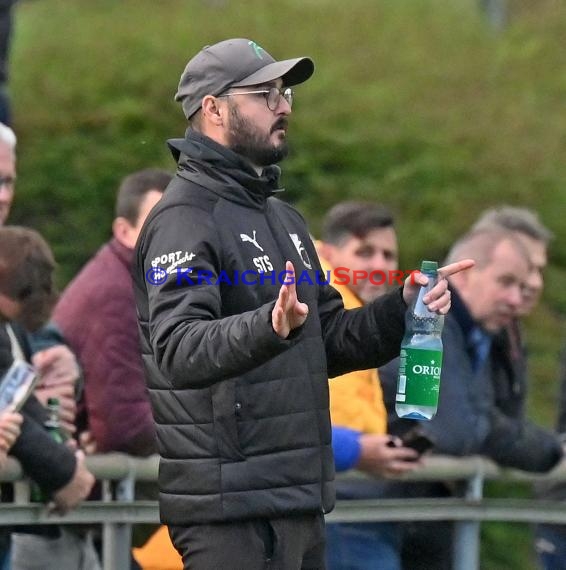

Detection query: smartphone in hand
xmin=0 ymin=360 xmax=38 ymax=412
xmin=401 ymin=428 xmax=434 ymax=456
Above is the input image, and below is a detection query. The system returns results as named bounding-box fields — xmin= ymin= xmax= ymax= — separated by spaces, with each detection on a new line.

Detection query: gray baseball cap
xmin=175 ymin=38 xmax=315 ymax=119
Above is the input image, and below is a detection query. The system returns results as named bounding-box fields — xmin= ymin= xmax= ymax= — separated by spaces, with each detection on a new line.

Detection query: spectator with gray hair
xmin=0 ymin=121 xmax=80 ymax=435
xmin=473 ymin=208 xmax=566 ymax=569
xmin=378 ymin=227 xmax=562 ymax=570
xmin=0 ymin=121 xmax=16 ymax=226
xmin=471 ymin=206 xmax=556 ymax=475
xmin=472 ymin=205 xmax=552 ymax=316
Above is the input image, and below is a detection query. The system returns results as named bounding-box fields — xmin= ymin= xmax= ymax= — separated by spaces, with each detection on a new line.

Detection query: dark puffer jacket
xmin=133 ymin=130 xmax=406 ymax=525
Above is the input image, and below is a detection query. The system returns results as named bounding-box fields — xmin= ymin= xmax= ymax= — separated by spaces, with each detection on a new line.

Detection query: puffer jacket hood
xmin=167 ymin=129 xmax=283 ymax=209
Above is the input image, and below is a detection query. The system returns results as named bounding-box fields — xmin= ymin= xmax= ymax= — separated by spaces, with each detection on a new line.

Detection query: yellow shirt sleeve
xmin=329 ymin=367 xmax=387 ymax=435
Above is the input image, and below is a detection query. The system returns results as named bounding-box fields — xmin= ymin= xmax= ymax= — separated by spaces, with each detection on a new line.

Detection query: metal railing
xmin=1 ymin=454 xmax=159 ymax=570
xmin=2 ymin=454 xmax=566 ymax=569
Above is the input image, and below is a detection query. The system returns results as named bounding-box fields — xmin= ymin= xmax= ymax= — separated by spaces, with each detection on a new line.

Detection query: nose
xmin=508 ymin=285 xmax=524 ymax=308
xmin=276 ymin=95 xmax=292 ymax=116
xmin=0 ymin=184 xmax=11 ymax=202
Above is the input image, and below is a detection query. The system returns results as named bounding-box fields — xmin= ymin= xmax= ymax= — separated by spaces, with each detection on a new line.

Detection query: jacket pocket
xmin=211 ymin=380 xmax=245 ymax=462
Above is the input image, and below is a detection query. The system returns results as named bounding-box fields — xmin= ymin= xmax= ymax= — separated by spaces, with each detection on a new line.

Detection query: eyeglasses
xmin=218 ymin=87 xmax=293 ymax=111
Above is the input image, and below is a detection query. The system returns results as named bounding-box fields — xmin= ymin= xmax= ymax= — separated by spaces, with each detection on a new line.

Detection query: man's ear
xmin=201 ymin=95 xmax=225 ymax=126
xmin=112 ymin=217 xmax=135 ymax=249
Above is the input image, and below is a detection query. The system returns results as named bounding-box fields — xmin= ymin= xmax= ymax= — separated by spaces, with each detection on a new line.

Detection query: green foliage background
xmin=8 ymin=0 xmax=566 ymax=567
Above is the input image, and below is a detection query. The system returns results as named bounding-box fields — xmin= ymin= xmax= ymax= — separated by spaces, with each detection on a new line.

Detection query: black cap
xmin=175 ymin=38 xmax=315 ymax=119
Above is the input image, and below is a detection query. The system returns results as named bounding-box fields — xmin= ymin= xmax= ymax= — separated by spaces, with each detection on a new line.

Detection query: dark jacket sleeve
xmin=481 ymin=410 xmax=562 ymax=472
xmin=0 ymin=325 xmax=76 ymax=493
xmin=317 ymin=281 xmax=406 ymax=378
xmin=139 ymin=205 xmax=298 ymax=389
xmin=482 ymin=325 xmax=563 ymax=473
xmin=10 ymin=395 xmax=77 ymax=495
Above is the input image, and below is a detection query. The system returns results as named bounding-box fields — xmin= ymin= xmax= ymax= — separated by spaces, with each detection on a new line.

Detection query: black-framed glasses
xmin=219 ymin=87 xmax=293 ymax=111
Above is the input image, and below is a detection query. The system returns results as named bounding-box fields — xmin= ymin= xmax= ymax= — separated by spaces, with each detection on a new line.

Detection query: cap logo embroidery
xmin=248 ymin=41 xmax=266 ymax=60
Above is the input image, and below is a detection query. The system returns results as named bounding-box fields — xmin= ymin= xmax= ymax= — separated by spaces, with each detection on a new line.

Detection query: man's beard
xmin=227 ymin=103 xmax=289 ymax=167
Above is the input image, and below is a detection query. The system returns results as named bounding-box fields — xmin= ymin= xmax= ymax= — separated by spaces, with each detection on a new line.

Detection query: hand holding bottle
xmin=33 ymin=345 xmax=79 ymax=435
xmin=396 ymin=259 xmax=474 ymax=421
xmin=402 ymin=258 xmax=474 ymax=313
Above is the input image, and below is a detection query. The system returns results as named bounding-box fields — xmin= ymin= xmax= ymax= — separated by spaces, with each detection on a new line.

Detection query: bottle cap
xmin=420 ymin=260 xmax=438 ymax=273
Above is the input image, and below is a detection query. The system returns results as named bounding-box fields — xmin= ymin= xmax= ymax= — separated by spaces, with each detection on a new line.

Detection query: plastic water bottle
xmin=395 ymin=261 xmax=444 ymax=420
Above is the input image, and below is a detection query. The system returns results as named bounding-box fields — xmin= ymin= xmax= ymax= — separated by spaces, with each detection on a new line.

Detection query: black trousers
xmin=169 ymin=513 xmax=326 ymax=570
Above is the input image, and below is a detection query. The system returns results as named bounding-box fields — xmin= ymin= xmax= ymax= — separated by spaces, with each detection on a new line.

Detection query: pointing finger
xmin=437 ymin=259 xmax=475 ymax=279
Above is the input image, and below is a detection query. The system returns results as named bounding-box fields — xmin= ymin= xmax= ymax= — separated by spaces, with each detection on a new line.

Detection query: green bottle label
xmin=396 ymin=347 xmax=443 ymax=407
